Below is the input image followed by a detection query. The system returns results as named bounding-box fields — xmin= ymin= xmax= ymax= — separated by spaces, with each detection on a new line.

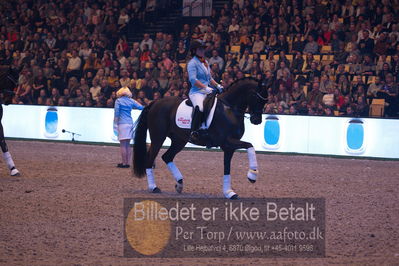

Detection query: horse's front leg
xmin=221 ymin=138 xmax=259 ymax=199
xmin=224 ymin=136 xmax=258 ymax=180
xmin=222 ymin=148 xmax=239 ymax=200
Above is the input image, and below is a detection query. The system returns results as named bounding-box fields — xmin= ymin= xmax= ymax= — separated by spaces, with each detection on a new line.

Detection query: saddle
xmin=185 ymin=93 xmax=217 ymax=123
xmin=175 ymin=93 xmax=218 ymax=130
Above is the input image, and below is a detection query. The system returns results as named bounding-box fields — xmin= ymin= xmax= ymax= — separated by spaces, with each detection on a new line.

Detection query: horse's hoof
xmin=247 ymin=169 xmax=258 ymax=183
xmin=224 ymin=190 xmax=238 ymax=199
xmin=175 ymin=179 xmax=183 ymax=194
xmin=151 ymin=187 xmax=161 ymax=193
xmin=230 ymin=194 xmax=239 ymax=200
xmin=248 ymin=178 xmax=256 ymax=183
xmin=10 ymin=169 xmax=20 ymax=176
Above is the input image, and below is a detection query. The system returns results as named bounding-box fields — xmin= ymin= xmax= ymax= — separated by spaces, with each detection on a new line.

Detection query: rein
xmin=217 ymin=96 xmax=246 ymax=117
xmin=256 ymin=91 xmax=267 ymax=101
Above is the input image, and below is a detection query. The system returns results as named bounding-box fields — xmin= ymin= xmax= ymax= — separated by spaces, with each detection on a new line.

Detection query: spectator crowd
xmin=1 ymin=0 xmax=399 ymax=117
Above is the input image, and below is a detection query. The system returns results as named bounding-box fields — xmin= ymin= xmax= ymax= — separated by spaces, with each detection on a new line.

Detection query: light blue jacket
xmin=187 ymin=56 xmax=215 ymax=94
xmin=114 ymin=96 xmax=144 ymax=125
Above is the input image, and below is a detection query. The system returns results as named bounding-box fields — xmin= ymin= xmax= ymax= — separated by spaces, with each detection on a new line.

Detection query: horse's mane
xmin=224 ymin=77 xmax=260 ymax=91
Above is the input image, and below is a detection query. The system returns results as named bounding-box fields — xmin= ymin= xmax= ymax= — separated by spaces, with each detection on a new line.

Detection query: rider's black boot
xmin=189 ymin=106 xmax=203 ymax=142
xmin=189 ymin=107 xmax=213 ymax=148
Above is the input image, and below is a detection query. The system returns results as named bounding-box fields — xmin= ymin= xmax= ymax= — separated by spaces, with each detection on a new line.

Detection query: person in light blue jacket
xmin=187 ymin=40 xmax=223 ymax=141
xmin=114 ymin=87 xmax=144 ymax=168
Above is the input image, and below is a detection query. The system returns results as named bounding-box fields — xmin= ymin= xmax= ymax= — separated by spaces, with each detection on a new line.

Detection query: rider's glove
xmin=203 ymin=86 xmax=213 ymax=94
xmin=216 ymin=84 xmax=224 ymax=93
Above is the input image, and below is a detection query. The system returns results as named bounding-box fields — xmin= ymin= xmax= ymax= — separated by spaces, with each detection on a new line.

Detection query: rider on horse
xmin=187 ymin=40 xmax=223 ymax=143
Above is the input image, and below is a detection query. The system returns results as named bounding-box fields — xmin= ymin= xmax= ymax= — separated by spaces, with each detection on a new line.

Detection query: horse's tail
xmin=133 ymin=102 xmax=154 ymax=178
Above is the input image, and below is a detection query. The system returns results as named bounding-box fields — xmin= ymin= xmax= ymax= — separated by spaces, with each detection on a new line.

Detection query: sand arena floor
xmin=0 ymin=140 xmax=398 ymax=265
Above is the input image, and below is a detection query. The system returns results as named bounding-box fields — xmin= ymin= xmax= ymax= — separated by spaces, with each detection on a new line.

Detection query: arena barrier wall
xmin=3 ymin=104 xmax=399 ymax=159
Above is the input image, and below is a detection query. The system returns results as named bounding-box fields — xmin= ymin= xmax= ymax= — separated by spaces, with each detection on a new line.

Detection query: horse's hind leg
xmin=145 ymin=137 xmax=165 ymax=193
xmin=162 ymin=137 xmax=187 ymax=194
xmin=0 ymin=120 xmax=20 ymax=176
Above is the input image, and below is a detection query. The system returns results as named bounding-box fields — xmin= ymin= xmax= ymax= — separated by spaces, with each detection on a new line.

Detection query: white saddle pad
xmin=175 ymin=98 xmax=218 ymax=129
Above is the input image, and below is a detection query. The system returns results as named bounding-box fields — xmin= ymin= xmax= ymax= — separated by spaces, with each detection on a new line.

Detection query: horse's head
xmin=220 ymin=77 xmax=268 ymax=125
xmin=246 ymin=79 xmax=268 ymax=125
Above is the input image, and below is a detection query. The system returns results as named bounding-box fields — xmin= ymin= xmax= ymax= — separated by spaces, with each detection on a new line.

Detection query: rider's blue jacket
xmin=187 ymin=56 xmax=215 ymax=94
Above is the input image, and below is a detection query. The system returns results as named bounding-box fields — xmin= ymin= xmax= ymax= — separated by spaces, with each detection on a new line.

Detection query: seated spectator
xmin=289 ymin=81 xmax=306 ymax=106
xmin=288 ymin=105 xmax=298 ymax=115
xmin=32 ymin=70 xmax=48 ymax=102
xmin=304 ymin=35 xmax=319 ymax=54
xmin=79 ymin=41 xmax=92 ymax=61
xmin=367 ymin=76 xmax=382 ymax=99
xmin=225 ymin=53 xmax=239 ymax=70
xmin=140 ymin=33 xmax=153 ymax=51
xmin=358 ymin=30 xmax=375 ymax=56
xmin=66 ymin=50 xmax=82 ymax=80
xmin=297 ymin=100 xmax=309 ymax=115
xmin=275 ymin=34 xmax=289 ymax=54
xmin=307 ymin=82 xmax=323 ymax=106
xmin=161 ymin=52 xmax=173 ymax=72
xmin=90 ymin=78 xmax=101 ymax=102
xmin=377 ymin=73 xmax=398 ymax=116
xmin=276 ymin=83 xmax=291 ymax=105
xmin=74 ymin=88 xmax=86 ymax=107
xmin=334 ymin=42 xmax=349 ymax=64
xmin=304 ymin=61 xmax=322 ymax=82
xmin=119 ymin=70 xmax=131 ymax=88
xmin=252 ymin=34 xmax=265 ymax=54
xmin=354 ymin=96 xmax=369 ymax=117
xmin=374 ymin=33 xmax=389 ymax=56
xmin=378 ymin=62 xmax=392 ymax=82
xmin=360 ymin=55 xmax=376 ymax=76
xmin=336 ymin=74 xmax=351 ymax=96
xmin=238 ymin=49 xmax=253 ymax=74
xmin=239 ymin=28 xmax=252 ymax=53
xmin=175 ymin=40 xmax=188 ymax=63
xmin=344 ymin=104 xmax=355 ymax=116
xmin=247 ymin=61 xmax=259 ymax=78
xmin=292 ymin=33 xmax=305 ymax=53
xmin=100 ymin=79 xmax=114 ymax=99
xmin=319 ymin=74 xmax=334 ymax=94
xmin=117 ymin=50 xmax=129 ymax=70
xmin=317 ymin=24 xmax=333 ymax=46
xmin=228 ymin=18 xmax=240 ymax=34
xmin=209 ymin=50 xmax=224 ymax=71
xmin=136 ymin=89 xmax=150 ymax=106
xmin=291 ymin=51 xmax=304 ymax=75
xmin=275 ymin=60 xmax=288 ymax=80
xmin=277 ymin=51 xmax=291 ymax=69
xmin=267 ymin=34 xmax=278 ymax=52
xmin=139 ymin=44 xmax=150 ymax=62
xmin=118 ymin=9 xmax=129 ymax=35
xmin=351 ymin=75 xmax=366 ymax=99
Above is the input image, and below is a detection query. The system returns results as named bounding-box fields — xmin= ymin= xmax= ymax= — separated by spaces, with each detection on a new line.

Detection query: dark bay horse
xmin=0 ymin=66 xmax=20 ymax=176
xmin=133 ymin=77 xmax=267 ymax=199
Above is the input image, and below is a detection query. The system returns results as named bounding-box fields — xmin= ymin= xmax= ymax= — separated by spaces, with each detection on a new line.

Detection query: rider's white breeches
xmin=189 ymin=92 xmax=207 ymax=112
